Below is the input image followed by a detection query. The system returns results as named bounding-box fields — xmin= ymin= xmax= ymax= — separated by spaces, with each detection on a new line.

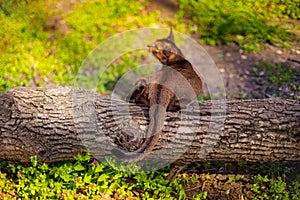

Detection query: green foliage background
xmin=0 ymin=0 xmax=160 ymax=92
xmin=177 ymin=0 xmax=299 ymax=50
xmin=0 ymin=0 xmax=299 ymax=93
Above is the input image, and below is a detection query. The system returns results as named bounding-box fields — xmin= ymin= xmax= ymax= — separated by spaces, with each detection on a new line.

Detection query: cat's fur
xmin=112 ymin=28 xmax=203 ymax=162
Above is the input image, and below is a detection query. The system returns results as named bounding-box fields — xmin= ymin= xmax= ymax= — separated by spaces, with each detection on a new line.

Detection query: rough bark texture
xmin=0 ymin=87 xmax=299 ymax=165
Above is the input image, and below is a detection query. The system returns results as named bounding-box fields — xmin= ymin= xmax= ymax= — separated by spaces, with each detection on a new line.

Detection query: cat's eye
xmin=147 ymin=44 xmax=158 ymax=49
xmin=163 ymin=49 xmax=172 ymax=57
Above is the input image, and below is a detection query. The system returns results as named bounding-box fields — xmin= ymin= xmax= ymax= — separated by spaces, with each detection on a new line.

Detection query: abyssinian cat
xmin=112 ymin=28 xmax=203 ymax=162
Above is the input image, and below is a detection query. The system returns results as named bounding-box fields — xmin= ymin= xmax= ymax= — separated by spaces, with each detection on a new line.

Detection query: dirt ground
xmin=204 ymin=43 xmax=300 ymax=100
xmin=45 ymin=0 xmax=300 ymax=199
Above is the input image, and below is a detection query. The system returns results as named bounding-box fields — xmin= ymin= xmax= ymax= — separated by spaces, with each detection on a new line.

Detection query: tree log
xmin=0 ymin=87 xmax=299 ymax=167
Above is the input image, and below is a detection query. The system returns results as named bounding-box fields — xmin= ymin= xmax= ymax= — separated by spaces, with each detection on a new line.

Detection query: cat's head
xmin=148 ymin=28 xmax=184 ymax=65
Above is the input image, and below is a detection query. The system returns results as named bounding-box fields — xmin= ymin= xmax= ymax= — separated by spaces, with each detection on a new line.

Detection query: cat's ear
xmin=166 ymin=27 xmax=174 ymax=42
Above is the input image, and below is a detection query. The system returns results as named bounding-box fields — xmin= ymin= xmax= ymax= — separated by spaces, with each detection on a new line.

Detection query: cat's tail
xmin=111 ymin=104 xmax=166 ymax=162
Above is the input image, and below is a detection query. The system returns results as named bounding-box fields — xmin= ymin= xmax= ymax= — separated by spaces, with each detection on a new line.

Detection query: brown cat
xmin=112 ymin=28 xmax=203 ymax=162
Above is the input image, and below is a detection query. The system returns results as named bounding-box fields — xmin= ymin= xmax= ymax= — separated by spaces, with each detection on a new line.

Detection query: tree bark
xmin=0 ymin=87 xmax=299 ymax=165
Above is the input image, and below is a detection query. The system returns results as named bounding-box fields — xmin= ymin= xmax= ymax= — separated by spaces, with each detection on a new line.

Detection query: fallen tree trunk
xmin=0 ymin=87 xmax=299 ymax=165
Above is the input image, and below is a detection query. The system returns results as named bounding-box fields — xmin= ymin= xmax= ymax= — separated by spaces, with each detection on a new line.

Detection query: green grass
xmin=0 ymin=154 xmax=205 ymax=200
xmin=176 ymin=0 xmax=298 ymax=51
xmin=1 ymin=0 xmax=298 ymax=93
xmin=254 ymin=60 xmax=297 ymax=83
xmin=0 ymin=0 xmax=160 ymax=93
xmin=252 ymin=174 xmax=300 ymax=200
xmin=0 ymin=155 xmax=299 ymax=199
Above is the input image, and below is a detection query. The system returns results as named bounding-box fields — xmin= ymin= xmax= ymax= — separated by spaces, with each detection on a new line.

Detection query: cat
xmin=112 ymin=28 xmax=203 ymax=162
